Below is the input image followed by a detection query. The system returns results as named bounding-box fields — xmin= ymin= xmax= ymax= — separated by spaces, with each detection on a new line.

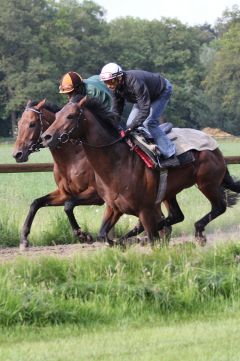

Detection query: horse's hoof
xmin=107 ymin=239 xmax=116 ymax=247
xmin=114 ymin=238 xmax=127 ymax=249
xmin=19 ymin=241 xmax=29 ymax=252
xmin=83 ymin=233 xmax=94 ymax=244
xmin=75 ymin=229 xmax=94 ymax=244
xmin=159 ymin=226 xmax=172 ymax=243
xmin=195 ymin=234 xmax=207 ymax=247
xmin=137 ymin=236 xmax=148 ymax=246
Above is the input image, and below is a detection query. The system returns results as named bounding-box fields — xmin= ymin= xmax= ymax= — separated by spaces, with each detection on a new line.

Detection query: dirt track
xmin=0 ymin=230 xmax=239 ymax=263
xmin=0 ymin=242 xmax=109 ymax=263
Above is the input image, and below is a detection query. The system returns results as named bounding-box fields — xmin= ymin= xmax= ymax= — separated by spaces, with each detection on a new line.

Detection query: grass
xmin=0 ymin=241 xmax=240 ymax=326
xmin=1 ymin=316 xmax=240 ymax=360
xmin=1 ymin=138 xmax=240 ymax=359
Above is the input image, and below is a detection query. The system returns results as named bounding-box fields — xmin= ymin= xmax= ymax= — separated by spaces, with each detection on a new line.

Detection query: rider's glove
xmin=119 ymin=128 xmax=132 ymax=138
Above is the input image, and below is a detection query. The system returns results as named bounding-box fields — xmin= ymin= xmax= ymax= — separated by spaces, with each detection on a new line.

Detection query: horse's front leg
xmin=64 ymin=198 xmax=94 ymax=243
xmin=64 ymin=188 xmax=104 ymax=243
xmin=139 ymin=208 xmax=159 ymax=246
xmin=97 ymin=205 xmax=122 ymax=246
xmin=20 ymin=189 xmax=78 ymax=251
xmin=20 ymin=191 xmax=64 ymax=250
xmin=118 ymin=203 xmax=168 ymax=245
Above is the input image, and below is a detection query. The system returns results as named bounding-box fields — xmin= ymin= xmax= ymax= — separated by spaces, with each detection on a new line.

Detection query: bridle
xmin=25 ymin=107 xmax=50 ymax=152
xmin=57 ymin=108 xmax=83 ymax=145
xmin=57 ymin=106 xmax=124 ymax=149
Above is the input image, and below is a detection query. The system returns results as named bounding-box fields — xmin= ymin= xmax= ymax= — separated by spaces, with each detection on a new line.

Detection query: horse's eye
xmin=67 ymin=114 xmax=75 ymax=120
xmin=29 ymin=122 xmax=36 ymax=128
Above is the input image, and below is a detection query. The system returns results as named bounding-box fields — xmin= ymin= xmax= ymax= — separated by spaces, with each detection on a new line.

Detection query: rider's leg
xmin=143 ymin=80 xmax=175 ymax=158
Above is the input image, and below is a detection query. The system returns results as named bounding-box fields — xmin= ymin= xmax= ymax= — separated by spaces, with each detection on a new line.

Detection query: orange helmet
xmin=59 ymin=71 xmax=83 ymax=93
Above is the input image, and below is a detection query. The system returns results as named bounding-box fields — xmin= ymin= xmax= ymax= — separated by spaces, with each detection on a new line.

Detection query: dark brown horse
xmin=41 ymin=96 xmax=240 ymax=245
xmin=12 ymin=99 xmax=153 ymax=250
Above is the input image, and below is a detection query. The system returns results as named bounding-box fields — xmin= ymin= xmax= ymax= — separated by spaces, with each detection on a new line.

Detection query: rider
xmin=99 ymin=62 xmax=179 ymax=168
xmin=59 ymin=71 xmax=113 ymax=110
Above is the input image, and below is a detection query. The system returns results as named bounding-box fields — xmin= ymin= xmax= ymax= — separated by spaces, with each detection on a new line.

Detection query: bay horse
xmin=41 ymin=96 xmax=240 ymax=245
xmin=12 ymin=99 xmax=155 ymax=250
xmin=12 ymin=99 xmax=105 ymax=250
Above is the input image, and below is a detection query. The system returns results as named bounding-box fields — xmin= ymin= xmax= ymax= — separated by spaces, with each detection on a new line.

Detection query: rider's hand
xmin=125 ymin=128 xmax=132 ymax=135
xmin=119 ymin=128 xmax=132 ymax=138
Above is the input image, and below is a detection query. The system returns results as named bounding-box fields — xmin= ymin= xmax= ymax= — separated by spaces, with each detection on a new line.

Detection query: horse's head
xmin=41 ymin=96 xmax=87 ymax=149
xmin=12 ymin=99 xmax=58 ymax=162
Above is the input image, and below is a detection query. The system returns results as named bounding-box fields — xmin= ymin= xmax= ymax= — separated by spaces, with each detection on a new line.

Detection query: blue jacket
xmin=112 ymin=70 xmax=167 ymax=128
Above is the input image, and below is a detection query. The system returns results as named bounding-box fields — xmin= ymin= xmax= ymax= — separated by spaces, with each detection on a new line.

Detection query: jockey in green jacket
xmin=59 ymin=71 xmax=112 ymax=110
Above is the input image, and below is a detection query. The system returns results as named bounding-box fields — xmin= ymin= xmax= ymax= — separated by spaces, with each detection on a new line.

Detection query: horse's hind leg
xmin=117 ymin=219 xmax=144 ymax=244
xmin=194 ymin=187 xmax=227 ymax=246
xmin=157 ymin=198 xmax=184 ymax=241
xmin=164 ymin=197 xmax=185 ymax=226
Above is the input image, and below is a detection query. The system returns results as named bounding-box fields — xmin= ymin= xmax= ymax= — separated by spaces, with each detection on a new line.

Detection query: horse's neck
xmin=42 ymin=109 xmax=56 ymax=130
xmin=83 ymin=110 xmax=118 ymax=147
xmin=82 ymin=113 xmax=133 ymax=178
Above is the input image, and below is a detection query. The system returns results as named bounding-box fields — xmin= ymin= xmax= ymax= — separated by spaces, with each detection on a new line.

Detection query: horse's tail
xmin=222 ymin=168 xmax=240 ymax=193
xmin=222 ymin=168 xmax=240 ymax=207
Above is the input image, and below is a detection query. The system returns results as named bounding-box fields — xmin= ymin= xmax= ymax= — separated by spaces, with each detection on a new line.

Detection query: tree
xmin=203 ymin=21 xmax=240 ymax=134
xmin=51 ymin=0 xmax=108 ymax=77
xmin=106 ymin=17 xmax=207 ymax=127
xmin=0 ymin=0 xmax=57 ymax=135
xmin=0 ymin=0 xmax=108 ymax=135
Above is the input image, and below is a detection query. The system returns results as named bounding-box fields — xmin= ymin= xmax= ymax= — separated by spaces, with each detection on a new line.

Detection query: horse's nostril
xmin=13 ymin=151 xmax=22 ymax=160
xmin=43 ymin=134 xmax=52 ymax=142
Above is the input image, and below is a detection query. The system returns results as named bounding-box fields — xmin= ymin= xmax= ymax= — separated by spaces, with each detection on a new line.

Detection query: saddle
xmin=123 ymin=123 xmax=195 ymax=169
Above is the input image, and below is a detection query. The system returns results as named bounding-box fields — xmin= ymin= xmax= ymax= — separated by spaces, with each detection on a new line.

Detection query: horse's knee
xmin=177 ymin=213 xmax=185 ymax=223
xmin=30 ymin=198 xmax=45 ymax=211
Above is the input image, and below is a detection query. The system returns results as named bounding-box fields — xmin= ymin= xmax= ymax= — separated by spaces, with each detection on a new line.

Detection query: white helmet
xmin=99 ymin=63 xmax=123 ymax=81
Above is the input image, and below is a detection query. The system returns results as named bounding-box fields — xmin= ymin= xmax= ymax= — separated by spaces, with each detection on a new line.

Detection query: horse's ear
xmin=36 ymin=98 xmax=46 ymax=110
xmin=26 ymin=99 xmax=32 ymax=107
xmin=78 ymin=96 xmax=87 ymax=107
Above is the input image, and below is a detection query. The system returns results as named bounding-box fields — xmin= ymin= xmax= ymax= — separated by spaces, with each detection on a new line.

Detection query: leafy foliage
xmin=203 ymin=20 xmax=240 ymax=133
xmin=0 ymin=1 xmax=239 ymax=135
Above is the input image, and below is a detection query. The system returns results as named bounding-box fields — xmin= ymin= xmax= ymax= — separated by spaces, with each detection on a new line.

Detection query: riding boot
xmin=159 ymin=154 xmax=180 ymax=168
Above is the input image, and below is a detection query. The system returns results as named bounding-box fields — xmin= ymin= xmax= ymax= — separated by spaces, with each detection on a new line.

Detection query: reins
xmin=78 ymin=136 xmax=124 ymax=148
xmin=57 ymin=107 xmax=124 ymax=148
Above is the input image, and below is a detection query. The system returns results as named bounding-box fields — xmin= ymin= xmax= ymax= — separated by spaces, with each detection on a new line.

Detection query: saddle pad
xmin=178 ymin=150 xmax=195 ymax=166
xmin=168 ymin=128 xmax=218 ymax=156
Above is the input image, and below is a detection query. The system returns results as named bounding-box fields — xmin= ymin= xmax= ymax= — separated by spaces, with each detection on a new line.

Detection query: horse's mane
xmin=71 ymin=95 xmax=120 ymax=136
xmin=29 ymin=100 xmax=61 ymax=114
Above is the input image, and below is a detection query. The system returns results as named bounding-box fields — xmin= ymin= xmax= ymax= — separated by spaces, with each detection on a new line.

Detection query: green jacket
xmin=84 ymin=75 xmax=113 ymax=110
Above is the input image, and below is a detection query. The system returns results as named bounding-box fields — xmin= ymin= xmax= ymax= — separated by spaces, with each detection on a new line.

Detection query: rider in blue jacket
xmin=99 ymin=63 xmax=179 ymax=168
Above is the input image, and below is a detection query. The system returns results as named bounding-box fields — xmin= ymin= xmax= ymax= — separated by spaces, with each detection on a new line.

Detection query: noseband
xmin=58 ymin=107 xmax=83 ymax=145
